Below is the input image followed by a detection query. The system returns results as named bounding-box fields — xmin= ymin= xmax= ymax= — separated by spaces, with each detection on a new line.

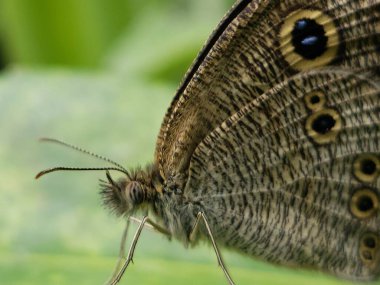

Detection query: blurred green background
xmin=0 ymin=1 xmax=375 ymax=285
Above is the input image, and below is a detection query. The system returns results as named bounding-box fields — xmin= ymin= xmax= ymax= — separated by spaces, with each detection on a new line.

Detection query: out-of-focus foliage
xmin=0 ymin=0 xmax=127 ymax=67
xmin=0 ymin=0 xmax=232 ymax=69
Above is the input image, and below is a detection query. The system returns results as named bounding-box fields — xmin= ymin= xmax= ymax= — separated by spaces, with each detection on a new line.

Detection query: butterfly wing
xmin=184 ymin=68 xmax=380 ymax=280
xmin=155 ymin=0 xmax=380 ymax=184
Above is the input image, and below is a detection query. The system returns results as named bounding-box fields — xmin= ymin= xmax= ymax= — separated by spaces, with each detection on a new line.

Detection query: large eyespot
xmin=279 ymin=9 xmax=339 ymax=71
xmin=359 ymin=233 xmax=379 ymax=267
xmin=353 ymin=154 xmax=380 ymax=183
xmin=305 ymin=91 xmax=326 ymax=111
xmin=305 ymin=108 xmax=342 ymax=144
xmin=350 ymin=188 xmax=379 ymax=219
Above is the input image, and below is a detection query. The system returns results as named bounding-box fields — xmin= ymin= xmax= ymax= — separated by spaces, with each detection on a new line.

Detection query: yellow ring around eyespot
xmin=350 ymin=189 xmax=379 ymax=219
xmin=353 ymin=154 xmax=380 ymax=184
xmin=305 ymin=108 xmax=342 ymax=145
xmin=304 ymin=91 xmax=326 ymax=111
xmin=279 ymin=9 xmax=339 ymax=71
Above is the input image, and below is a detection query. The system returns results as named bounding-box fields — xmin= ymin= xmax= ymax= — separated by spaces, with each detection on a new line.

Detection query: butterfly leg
xmin=189 ymin=212 xmax=236 ymax=285
xmin=105 ymin=219 xmax=130 ymax=285
xmin=109 ymin=216 xmax=150 ymax=285
xmin=106 ymin=216 xmax=172 ymax=285
xmin=130 ymin=216 xmax=172 ymax=237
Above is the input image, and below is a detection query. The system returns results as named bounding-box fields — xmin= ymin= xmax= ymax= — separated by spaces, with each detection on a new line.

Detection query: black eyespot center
xmin=312 ymin=114 xmax=335 ymax=134
xmin=361 ymin=159 xmax=377 ymax=175
xmin=364 ymin=236 xmax=377 ymax=249
xmin=292 ymin=18 xmax=328 ymax=60
xmin=357 ymin=194 xmax=374 ymax=212
xmin=310 ymin=95 xmax=320 ymax=104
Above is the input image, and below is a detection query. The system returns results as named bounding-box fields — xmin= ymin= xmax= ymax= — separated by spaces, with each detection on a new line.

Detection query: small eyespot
xmin=305 ymin=91 xmax=326 ymax=111
xmin=279 ymin=9 xmax=339 ymax=71
xmin=305 ymin=108 xmax=342 ymax=144
xmin=354 ymin=155 xmax=379 ymax=183
xmin=364 ymin=236 xmax=377 ymax=249
xmin=359 ymin=233 xmax=379 ymax=266
xmin=350 ymin=189 xmax=379 ymax=219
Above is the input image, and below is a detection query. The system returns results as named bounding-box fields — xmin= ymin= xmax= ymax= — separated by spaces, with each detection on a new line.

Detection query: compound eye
xmin=127 ymin=181 xmax=144 ymax=204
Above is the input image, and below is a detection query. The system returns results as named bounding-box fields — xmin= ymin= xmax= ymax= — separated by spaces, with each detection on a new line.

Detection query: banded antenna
xmin=35 ymin=138 xmax=131 ymax=179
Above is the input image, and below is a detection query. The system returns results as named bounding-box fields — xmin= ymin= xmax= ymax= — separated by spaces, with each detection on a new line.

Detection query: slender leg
xmin=189 ymin=212 xmax=235 ymax=285
xmin=109 ymin=216 xmax=150 ymax=285
xmin=129 ymin=216 xmax=171 ymax=238
xmin=106 ymin=216 xmax=172 ymax=285
xmin=105 ymin=219 xmax=130 ymax=285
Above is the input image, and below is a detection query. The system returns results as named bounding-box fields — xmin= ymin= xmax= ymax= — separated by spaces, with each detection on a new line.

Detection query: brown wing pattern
xmin=155 ymin=0 xmax=380 ymax=186
xmin=185 ymin=69 xmax=380 ymax=280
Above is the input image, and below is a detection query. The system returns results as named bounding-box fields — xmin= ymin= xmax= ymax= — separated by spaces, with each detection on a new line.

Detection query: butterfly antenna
xmin=39 ymin=138 xmax=129 ymax=171
xmin=35 ymin=166 xmax=130 ymax=179
xmin=37 ymin=138 xmax=132 ymax=180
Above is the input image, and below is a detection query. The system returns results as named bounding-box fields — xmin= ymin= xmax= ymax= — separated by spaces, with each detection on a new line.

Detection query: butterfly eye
xmin=354 ymin=155 xmax=380 ymax=183
xmin=279 ymin=9 xmax=340 ymax=71
xmin=350 ymin=189 xmax=379 ymax=219
xmin=127 ymin=181 xmax=145 ymax=204
xmin=359 ymin=233 xmax=379 ymax=266
xmin=305 ymin=108 xmax=342 ymax=145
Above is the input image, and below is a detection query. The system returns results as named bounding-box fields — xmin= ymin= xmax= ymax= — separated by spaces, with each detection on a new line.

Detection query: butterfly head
xmin=35 ymin=137 xmax=161 ymax=217
xmin=100 ymin=166 xmax=158 ymax=217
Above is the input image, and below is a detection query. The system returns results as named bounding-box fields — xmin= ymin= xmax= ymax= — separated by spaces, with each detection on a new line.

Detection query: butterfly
xmin=37 ymin=0 xmax=380 ymax=284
